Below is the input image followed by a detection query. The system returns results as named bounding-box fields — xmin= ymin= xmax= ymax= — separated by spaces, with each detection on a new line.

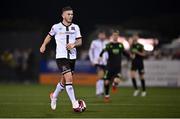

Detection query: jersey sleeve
xmin=120 ymin=43 xmax=124 ymax=50
xmin=49 ymin=25 xmax=56 ymax=37
xmin=141 ymin=44 xmax=144 ymax=51
xmin=105 ymin=43 xmax=110 ymax=51
xmin=100 ymin=44 xmax=109 ymax=57
xmin=120 ymin=43 xmax=129 ymax=58
xmin=138 ymin=44 xmax=144 ymax=52
xmin=88 ymin=41 xmax=95 ymax=63
xmin=118 ymin=43 xmax=124 ymax=53
xmin=75 ymin=25 xmax=82 ymax=39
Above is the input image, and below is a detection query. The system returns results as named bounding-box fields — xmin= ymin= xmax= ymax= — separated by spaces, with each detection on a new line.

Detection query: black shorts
xmin=104 ymin=66 xmax=121 ymax=81
xmin=95 ymin=64 xmax=106 ymax=72
xmin=56 ymin=58 xmax=76 ymax=75
xmin=131 ymin=61 xmax=144 ymax=75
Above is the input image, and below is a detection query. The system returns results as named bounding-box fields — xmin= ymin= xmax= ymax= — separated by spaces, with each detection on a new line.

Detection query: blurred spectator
xmin=1 ymin=50 xmax=15 ymax=68
xmin=0 ymin=48 xmax=36 ymax=83
xmin=26 ymin=48 xmax=35 ymax=82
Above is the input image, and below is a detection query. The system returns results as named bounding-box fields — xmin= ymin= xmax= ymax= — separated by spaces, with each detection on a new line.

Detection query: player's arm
xmin=135 ymin=50 xmax=145 ymax=56
xmin=123 ymin=50 xmax=130 ymax=59
xmin=99 ymin=44 xmax=108 ymax=57
xmin=134 ymin=46 xmax=146 ymax=56
xmin=99 ymin=49 xmax=106 ymax=57
xmin=67 ymin=25 xmax=82 ymax=50
xmin=98 ymin=48 xmax=107 ymax=63
xmin=40 ymin=34 xmax=52 ymax=53
xmin=74 ymin=37 xmax=82 ymax=47
xmin=66 ymin=38 xmax=82 ymax=50
xmin=40 ymin=25 xmax=55 ymax=53
xmin=88 ymin=41 xmax=95 ymax=64
xmin=120 ymin=44 xmax=130 ymax=58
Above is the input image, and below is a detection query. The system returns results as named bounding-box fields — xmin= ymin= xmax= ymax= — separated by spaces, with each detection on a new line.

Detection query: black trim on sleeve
xmin=48 ymin=33 xmax=53 ymax=37
xmin=75 ymin=37 xmax=82 ymax=40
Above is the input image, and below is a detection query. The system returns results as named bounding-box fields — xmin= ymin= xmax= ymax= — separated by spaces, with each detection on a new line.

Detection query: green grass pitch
xmin=0 ymin=84 xmax=180 ymax=118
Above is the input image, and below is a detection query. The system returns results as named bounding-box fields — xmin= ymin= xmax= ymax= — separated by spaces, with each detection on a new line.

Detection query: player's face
xmin=62 ymin=10 xmax=73 ymax=23
xmin=132 ymin=35 xmax=139 ymax=44
xmin=98 ymin=33 xmax=106 ymax=40
xmin=112 ymin=32 xmax=119 ymax=42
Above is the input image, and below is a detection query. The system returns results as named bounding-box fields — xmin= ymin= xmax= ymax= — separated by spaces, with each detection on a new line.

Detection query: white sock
xmin=96 ymin=80 xmax=100 ymax=95
xmin=96 ymin=79 xmax=104 ymax=95
xmin=53 ymin=82 xmax=64 ymax=98
xmin=99 ymin=79 xmax=104 ymax=94
xmin=65 ymin=84 xmax=76 ymax=104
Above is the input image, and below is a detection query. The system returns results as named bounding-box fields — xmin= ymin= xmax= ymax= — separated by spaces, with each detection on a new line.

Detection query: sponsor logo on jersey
xmin=58 ymin=31 xmax=75 ymax=35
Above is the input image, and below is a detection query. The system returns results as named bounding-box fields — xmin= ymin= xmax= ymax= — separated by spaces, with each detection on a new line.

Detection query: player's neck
xmin=133 ymin=42 xmax=137 ymax=44
xmin=62 ymin=20 xmax=72 ymax=27
xmin=112 ymin=40 xmax=118 ymax=43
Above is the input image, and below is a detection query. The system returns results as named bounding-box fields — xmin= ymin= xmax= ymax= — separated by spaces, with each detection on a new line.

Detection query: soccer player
xmin=40 ymin=6 xmax=82 ymax=110
xmin=99 ymin=30 xmax=129 ymax=102
xmin=129 ymin=34 xmax=146 ymax=97
xmin=89 ymin=30 xmax=108 ymax=96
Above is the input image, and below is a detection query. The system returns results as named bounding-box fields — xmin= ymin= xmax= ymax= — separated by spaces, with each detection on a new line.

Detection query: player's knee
xmin=114 ymin=77 xmax=121 ymax=84
xmin=104 ymin=80 xmax=109 ymax=85
xmin=130 ymin=71 xmax=136 ymax=78
xmin=97 ymin=70 xmax=104 ymax=79
xmin=139 ymin=74 xmax=144 ymax=79
xmin=64 ymin=72 xmax=73 ymax=82
xmin=61 ymin=77 xmax=66 ymax=85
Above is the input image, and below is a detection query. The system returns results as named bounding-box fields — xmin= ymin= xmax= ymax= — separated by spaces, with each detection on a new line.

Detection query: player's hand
xmin=132 ymin=49 xmax=138 ymax=54
xmin=98 ymin=57 xmax=103 ymax=63
xmin=91 ymin=63 xmax=96 ymax=66
xmin=130 ymin=54 xmax=135 ymax=59
xmin=40 ymin=44 xmax=46 ymax=53
xmin=66 ymin=43 xmax=75 ymax=50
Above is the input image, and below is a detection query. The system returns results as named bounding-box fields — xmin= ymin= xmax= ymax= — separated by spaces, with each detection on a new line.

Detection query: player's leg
xmin=96 ymin=65 xmax=105 ymax=96
xmin=52 ymin=76 xmax=65 ymax=98
xmin=54 ymin=59 xmax=67 ymax=97
xmin=50 ymin=59 xmax=66 ymax=110
xmin=64 ymin=72 xmax=79 ymax=108
xmin=131 ymin=70 xmax=138 ymax=89
xmin=131 ymin=64 xmax=139 ymax=96
xmin=138 ymin=66 xmax=146 ymax=97
xmin=103 ymin=70 xmax=112 ymax=102
xmin=112 ymin=67 xmax=122 ymax=93
xmin=112 ymin=73 xmax=123 ymax=93
xmin=131 ymin=70 xmax=140 ymax=96
xmin=104 ymin=80 xmax=110 ymax=102
xmin=64 ymin=59 xmax=79 ymax=109
xmin=50 ymin=76 xmax=65 ymax=110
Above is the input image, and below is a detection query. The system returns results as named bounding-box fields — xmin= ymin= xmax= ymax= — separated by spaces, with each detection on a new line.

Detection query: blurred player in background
xmin=89 ymin=31 xmax=108 ymax=96
xmin=99 ymin=30 xmax=129 ymax=102
xmin=130 ymin=34 xmax=146 ymax=97
xmin=40 ymin=6 xmax=83 ymax=111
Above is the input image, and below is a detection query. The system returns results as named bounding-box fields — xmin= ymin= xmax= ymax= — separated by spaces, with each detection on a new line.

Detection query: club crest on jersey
xmin=71 ymin=27 xmax=75 ymax=30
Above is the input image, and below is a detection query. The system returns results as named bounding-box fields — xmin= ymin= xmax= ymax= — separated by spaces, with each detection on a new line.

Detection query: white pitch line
xmin=0 ymin=102 xmax=178 ymax=107
xmin=0 ymin=94 xmax=179 ymax=98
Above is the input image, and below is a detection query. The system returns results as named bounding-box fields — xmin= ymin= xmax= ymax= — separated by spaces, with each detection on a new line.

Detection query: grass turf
xmin=0 ymin=84 xmax=180 ymax=118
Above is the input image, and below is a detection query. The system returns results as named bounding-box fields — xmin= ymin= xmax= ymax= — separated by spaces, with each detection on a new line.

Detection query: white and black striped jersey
xmin=49 ymin=22 xmax=82 ymax=59
xmin=89 ymin=39 xmax=109 ymax=65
